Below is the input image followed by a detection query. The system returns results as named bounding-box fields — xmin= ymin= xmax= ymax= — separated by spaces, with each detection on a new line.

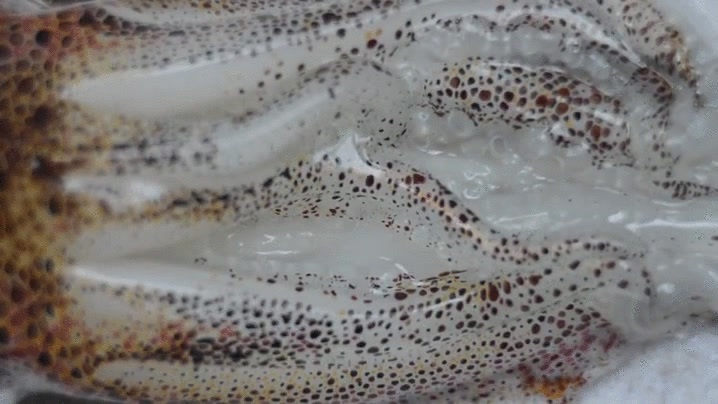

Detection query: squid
xmin=0 ymin=0 xmax=717 ymax=402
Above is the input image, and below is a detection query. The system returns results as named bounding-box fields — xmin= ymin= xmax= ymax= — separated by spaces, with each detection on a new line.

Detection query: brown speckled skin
xmin=0 ymin=7 xmax=116 ymax=396
xmin=0 ymin=1 xmax=711 ymax=402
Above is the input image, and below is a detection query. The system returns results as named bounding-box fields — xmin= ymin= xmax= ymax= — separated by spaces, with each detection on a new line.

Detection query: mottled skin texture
xmin=0 ymin=0 xmax=714 ymax=403
xmin=422 ymin=60 xmax=713 ymax=198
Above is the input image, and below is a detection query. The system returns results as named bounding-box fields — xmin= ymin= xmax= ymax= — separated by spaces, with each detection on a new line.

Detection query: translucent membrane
xmin=0 ymin=0 xmax=717 ymax=402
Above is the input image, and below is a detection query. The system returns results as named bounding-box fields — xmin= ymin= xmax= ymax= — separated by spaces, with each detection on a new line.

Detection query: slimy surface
xmin=1 ymin=0 xmax=718 ymax=402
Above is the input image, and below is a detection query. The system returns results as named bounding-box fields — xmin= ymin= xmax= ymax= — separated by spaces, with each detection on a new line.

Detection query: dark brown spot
xmin=487 ymin=283 xmax=499 ymax=302
xmin=557 ymin=87 xmax=571 ymax=97
xmin=37 ymin=351 xmax=52 ymax=366
xmin=322 ymin=12 xmax=339 ymax=24
xmin=17 ymin=77 xmax=34 ymax=94
xmin=35 ymin=30 xmax=52 ymax=46
xmin=10 ymin=282 xmax=25 ymax=303
xmin=28 ymin=105 xmax=55 ymax=129
xmin=529 ymin=275 xmax=542 ymax=286
xmin=591 ymin=124 xmax=602 ymax=140
xmin=535 ymin=95 xmax=549 ymax=107
xmin=0 ymin=45 xmax=11 ymax=62
xmin=556 ymin=103 xmax=569 ymax=115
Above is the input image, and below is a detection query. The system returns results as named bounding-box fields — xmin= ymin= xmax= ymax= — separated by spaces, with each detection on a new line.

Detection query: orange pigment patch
xmin=528 ymin=376 xmax=586 ymax=401
xmin=219 ymin=324 xmax=239 ymax=342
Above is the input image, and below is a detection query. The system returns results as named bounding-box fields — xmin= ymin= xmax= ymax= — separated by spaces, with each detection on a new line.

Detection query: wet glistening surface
xmin=1 ymin=0 xmax=718 ymax=402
